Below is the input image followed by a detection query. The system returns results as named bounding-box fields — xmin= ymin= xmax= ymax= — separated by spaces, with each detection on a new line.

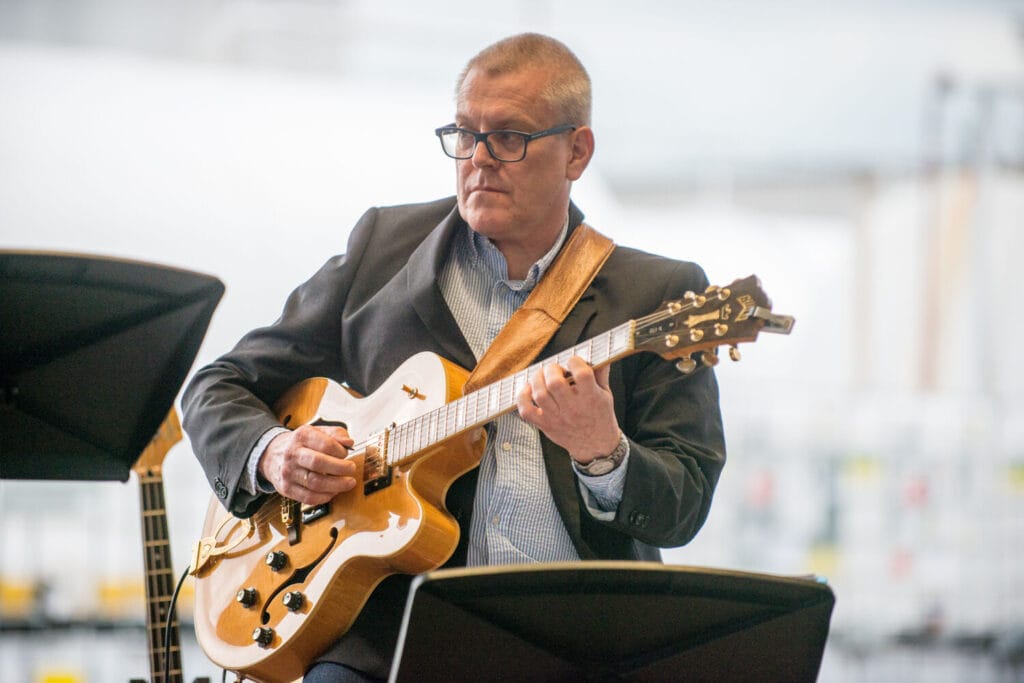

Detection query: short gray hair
xmin=456 ymin=33 xmax=592 ymax=126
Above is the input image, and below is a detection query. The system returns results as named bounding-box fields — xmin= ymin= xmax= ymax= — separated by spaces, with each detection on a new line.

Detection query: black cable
xmin=164 ymin=566 xmax=190 ymax=683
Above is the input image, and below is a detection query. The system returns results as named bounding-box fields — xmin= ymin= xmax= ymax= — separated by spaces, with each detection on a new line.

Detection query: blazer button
xmin=214 ymin=477 xmax=229 ymax=499
xmin=628 ymin=511 xmax=650 ymax=528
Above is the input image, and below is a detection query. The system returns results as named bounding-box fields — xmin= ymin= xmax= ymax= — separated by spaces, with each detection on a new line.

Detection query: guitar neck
xmin=382 ymin=320 xmax=636 ymax=465
xmin=369 ymin=275 xmax=792 ymax=469
xmin=139 ymin=471 xmax=183 ymax=683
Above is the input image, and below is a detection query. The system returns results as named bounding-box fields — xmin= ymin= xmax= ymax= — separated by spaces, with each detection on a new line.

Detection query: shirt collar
xmin=465 ymin=215 xmax=570 ymax=291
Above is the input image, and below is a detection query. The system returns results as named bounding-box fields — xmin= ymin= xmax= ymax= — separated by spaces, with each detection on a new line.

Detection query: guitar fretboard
xmin=139 ymin=473 xmax=183 ymax=683
xmin=380 ymin=320 xmax=635 ymax=465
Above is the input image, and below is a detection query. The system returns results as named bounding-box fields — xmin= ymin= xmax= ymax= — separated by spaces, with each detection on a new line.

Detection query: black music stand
xmin=390 ymin=562 xmax=835 ymax=682
xmin=0 ymin=251 xmax=223 ymax=481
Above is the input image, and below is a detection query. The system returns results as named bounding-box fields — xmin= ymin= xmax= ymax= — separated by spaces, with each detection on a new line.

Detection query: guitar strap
xmin=463 ymin=222 xmax=615 ymax=393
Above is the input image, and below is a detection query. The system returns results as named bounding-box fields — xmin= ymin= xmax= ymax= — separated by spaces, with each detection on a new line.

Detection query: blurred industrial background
xmin=1 ymin=1 xmax=1023 ymax=681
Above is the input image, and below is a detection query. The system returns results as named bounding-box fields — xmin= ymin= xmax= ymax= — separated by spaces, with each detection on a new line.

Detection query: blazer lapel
xmin=403 ymin=206 xmax=477 ymax=371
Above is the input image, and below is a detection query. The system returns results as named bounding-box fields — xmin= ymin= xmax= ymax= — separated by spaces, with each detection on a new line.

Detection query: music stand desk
xmin=1 ymin=251 xmax=223 ymax=480
xmin=391 ymin=561 xmax=834 ymax=682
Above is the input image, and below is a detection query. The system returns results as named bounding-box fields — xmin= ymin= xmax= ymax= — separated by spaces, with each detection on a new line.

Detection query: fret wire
xmin=487 ymin=383 xmax=497 ymax=416
xmin=476 ymin=389 xmax=487 ymax=422
xmin=416 ymin=414 xmax=425 ymax=451
xmin=499 ymin=377 xmax=513 ymax=411
xmin=387 ymin=425 xmax=397 ymax=463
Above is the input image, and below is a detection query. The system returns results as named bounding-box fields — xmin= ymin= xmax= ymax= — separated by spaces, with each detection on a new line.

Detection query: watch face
xmin=582 ymin=457 xmax=616 ymax=476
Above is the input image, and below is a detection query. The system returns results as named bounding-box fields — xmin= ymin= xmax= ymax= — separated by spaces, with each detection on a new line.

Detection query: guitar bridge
xmin=362 ymin=443 xmax=393 ymax=495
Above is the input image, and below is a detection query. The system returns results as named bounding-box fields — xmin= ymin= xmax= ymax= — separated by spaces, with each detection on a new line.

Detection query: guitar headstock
xmin=131 ymin=408 xmax=183 ymax=477
xmin=633 ymin=275 xmax=794 ymax=372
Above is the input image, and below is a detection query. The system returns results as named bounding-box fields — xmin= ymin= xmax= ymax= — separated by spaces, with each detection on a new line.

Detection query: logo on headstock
xmin=734 ymin=294 xmax=756 ymax=322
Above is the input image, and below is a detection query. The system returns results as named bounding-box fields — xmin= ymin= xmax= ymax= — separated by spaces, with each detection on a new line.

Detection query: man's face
xmin=454 ymin=65 xmax=587 ymax=250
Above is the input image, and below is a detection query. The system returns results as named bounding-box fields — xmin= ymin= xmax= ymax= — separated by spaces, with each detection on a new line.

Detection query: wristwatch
xmin=574 ymin=432 xmax=629 ymax=477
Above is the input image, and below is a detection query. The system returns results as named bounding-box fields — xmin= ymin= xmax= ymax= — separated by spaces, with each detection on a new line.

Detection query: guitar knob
xmin=252 ymin=626 xmax=274 ymax=647
xmin=236 ymin=587 xmax=258 ymax=608
xmin=266 ymin=550 xmax=288 ymax=571
xmin=283 ymin=591 xmax=306 ymax=611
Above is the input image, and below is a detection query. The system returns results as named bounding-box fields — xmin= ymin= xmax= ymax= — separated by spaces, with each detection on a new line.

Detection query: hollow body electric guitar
xmin=190 ymin=275 xmax=794 ymax=682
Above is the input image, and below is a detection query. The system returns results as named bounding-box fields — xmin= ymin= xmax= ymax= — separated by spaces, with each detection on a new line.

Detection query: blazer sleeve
xmin=181 ymin=207 xmax=379 ymax=517
xmin=605 ymin=260 xmax=727 ymax=549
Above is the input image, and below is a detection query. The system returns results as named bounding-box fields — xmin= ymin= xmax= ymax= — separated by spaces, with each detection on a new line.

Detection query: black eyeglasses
xmin=434 ymin=124 xmax=576 ymax=162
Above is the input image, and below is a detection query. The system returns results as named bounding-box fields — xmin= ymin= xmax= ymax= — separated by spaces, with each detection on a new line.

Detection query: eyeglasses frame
xmin=434 ymin=123 xmax=577 ymax=162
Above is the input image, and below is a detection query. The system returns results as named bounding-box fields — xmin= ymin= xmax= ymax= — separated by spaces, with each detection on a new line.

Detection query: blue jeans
xmin=304 ymin=662 xmax=380 ymax=683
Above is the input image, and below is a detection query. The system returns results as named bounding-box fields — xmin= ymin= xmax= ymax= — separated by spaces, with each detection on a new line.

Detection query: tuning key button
xmin=702 ymin=351 xmax=720 ymax=367
xmin=729 ymin=346 xmax=742 ymax=361
xmin=675 ymin=357 xmax=697 ymax=374
xmin=283 ymin=591 xmax=306 ymax=612
xmin=714 ymin=323 xmax=729 ymax=337
xmin=689 ymin=329 xmax=704 ymax=343
xmin=252 ymin=627 xmax=274 ymax=647
xmin=236 ymin=587 xmax=258 ymax=608
xmin=266 ymin=550 xmax=288 ymax=571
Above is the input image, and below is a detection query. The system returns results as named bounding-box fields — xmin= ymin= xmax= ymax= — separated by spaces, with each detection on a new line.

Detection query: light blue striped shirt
xmin=437 ymin=218 xmax=628 ymax=566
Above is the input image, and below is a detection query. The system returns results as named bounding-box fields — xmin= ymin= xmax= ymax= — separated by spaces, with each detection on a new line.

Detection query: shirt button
xmin=501 ymin=442 xmax=512 ymax=452
xmin=492 ymin=515 xmax=500 ymax=525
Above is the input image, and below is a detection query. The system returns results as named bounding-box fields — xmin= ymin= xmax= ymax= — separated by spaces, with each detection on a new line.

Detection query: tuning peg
xmin=675 ymin=357 xmax=697 ymax=374
xmin=683 ymin=291 xmax=707 ymax=307
xmin=728 ymin=345 xmax=741 ymax=362
xmin=705 ymin=285 xmax=731 ymax=301
xmin=701 ymin=350 xmax=719 ymax=367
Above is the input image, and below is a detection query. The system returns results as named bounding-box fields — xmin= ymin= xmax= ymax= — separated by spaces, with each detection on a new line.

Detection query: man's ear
xmin=566 ymin=126 xmax=595 ymax=181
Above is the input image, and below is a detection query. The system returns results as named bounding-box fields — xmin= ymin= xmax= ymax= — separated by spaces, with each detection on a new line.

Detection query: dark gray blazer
xmin=181 ymin=196 xmax=726 ymax=676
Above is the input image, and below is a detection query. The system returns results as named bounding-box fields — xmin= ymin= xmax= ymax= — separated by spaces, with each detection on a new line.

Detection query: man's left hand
xmin=517 ymin=355 xmax=621 ymax=464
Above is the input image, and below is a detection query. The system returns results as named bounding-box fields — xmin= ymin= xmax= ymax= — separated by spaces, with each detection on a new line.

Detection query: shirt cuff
xmin=241 ymin=426 xmax=289 ymax=495
xmin=575 ymin=445 xmax=630 ymax=520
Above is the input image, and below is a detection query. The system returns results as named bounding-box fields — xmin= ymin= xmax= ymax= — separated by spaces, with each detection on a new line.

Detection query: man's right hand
xmin=258 ymin=425 xmax=358 ymax=505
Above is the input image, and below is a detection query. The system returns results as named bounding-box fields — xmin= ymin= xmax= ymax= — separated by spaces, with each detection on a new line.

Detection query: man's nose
xmin=471 ymin=138 xmax=498 ymax=166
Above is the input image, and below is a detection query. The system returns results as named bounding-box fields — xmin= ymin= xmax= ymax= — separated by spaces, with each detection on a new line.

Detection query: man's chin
xmin=461 ymin=206 xmax=513 ymax=236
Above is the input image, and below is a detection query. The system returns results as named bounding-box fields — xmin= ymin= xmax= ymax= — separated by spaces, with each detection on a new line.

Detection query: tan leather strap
xmin=463 ymin=223 xmax=615 ymax=393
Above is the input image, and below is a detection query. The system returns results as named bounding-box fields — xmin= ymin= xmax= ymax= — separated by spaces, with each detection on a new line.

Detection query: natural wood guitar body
xmin=192 ymin=353 xmax=485 ymax=682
